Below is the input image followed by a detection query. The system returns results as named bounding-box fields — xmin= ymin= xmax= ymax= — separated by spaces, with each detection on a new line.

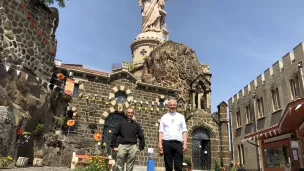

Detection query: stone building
xmin=229 ymin=42 xmax=304 ymax=170
xmin=53 ymin=0 xmax=230 ymax=170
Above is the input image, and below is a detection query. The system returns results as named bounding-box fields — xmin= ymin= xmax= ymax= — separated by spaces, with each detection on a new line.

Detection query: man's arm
xmin=158 ymin=117 xmax=164 ymax=153
xmin=182 ymin=116 xmax=188 ymax=151
xmin=110 ymin=123 xmax=121 ymax=148
xmin=137 ymin=124 xmax=145 ymax=151
xmin=182 ymin=131 xmax=188 ymax=144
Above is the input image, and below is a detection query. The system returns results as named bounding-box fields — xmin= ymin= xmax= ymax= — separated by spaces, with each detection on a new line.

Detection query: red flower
xmin=51 ymin=49 xmax=56 ymax=54
xmin=27 ymin=13 xmax=32 ymax=19
xmin=19 ymin=2 xmax=25 ymax=8
xmin=32 ymin=21 xmax=37 ymax=28
xmin=17 ymin=128 xmax=24 ymax=135
xmin=43 ymin=37 xmax=49 ymax=45
xmin=37 ymin=29 xmax=41 ymax=35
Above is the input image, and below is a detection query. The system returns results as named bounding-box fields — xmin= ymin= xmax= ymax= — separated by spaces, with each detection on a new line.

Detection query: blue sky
xmin=54 ymin=0 xmax=304 ymax=113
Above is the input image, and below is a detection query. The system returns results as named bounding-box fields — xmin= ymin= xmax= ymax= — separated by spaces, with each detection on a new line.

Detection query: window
xmin=236 ymin=110 xmax=241 ymax=128
xmin=238 ymin=145 xmax=241 ymax=164
xmin=272 ymin=88 xmax=281 ymax=111
xmin=159 ymin=99 xmax=165 ymax=111
xmin=290 ymin=79 xmax=298 ymax=100
xmin=257 ymin=98 xmax=265 ymax=118
xmin=246 ymin=105 xmax=252 ymax=123
xmin=241 ymin=144 xmax=245 ymax=165
xmin=72 ymin=84 xmax=79 ymax=97
xmin=115 ymin=91 xmax=127 ymax=104
xmin=264 ymin=145 xmax=289 ymax=168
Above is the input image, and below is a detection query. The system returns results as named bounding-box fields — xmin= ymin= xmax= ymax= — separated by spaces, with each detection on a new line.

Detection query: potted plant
xmin=55 ymin=115 xmax=65 ymax=134
xmin=220 ymin=158 xmax=226 ymax=171
xmin=183 ymin=156 xmax=191 ymax=171
xmin=33 ymin=123 xmax=44 ymax=136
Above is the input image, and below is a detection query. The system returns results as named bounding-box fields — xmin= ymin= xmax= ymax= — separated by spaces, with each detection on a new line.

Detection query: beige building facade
xmin=229 ymin=42 xmax=304 ymax=170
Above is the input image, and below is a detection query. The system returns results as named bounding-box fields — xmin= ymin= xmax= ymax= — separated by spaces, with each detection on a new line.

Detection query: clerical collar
xmin=169 ymin=112 xmax=176 ymax=116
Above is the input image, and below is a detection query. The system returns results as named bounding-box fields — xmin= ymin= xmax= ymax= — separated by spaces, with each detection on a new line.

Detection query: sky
xmin=53 ymin=0 xmax=304 ymax=113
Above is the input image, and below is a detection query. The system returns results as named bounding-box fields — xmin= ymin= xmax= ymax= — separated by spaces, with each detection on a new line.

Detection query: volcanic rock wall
xmin=0 ymin=0 xmax=59 ymax=162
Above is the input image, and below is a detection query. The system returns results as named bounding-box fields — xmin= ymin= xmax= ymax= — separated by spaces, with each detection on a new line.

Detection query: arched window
xmin=241 ymin=144 xmax=245 ymax=165
xmin=115 ymin=91 xmax=127 ymax=104
xmin=159 ymin=99 xmax=165 ymax=111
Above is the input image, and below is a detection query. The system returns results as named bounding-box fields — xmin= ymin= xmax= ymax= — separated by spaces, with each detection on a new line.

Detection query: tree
xmin=43 ymin=0 xmax=66 ymax=8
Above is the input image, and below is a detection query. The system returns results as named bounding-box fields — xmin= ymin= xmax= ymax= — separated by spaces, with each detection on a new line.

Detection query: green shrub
xmin=183 ymin=156 xmax=191 ymax=166
xmin=214 ymin=159 xmax=220 ymax=171
xmin=76 ymin=157 xmax=109 ymax=171
xmin=33 ymin=123 xmax=44 ymax=135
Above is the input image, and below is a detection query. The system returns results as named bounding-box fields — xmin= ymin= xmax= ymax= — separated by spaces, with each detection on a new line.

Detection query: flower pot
xmin=16 ymin=157 xmax=29 ymax=167
xmin=55 ymin=129 xmax=62 ymax=135
xmin=33 ymin=158 xmax=43 ymax=167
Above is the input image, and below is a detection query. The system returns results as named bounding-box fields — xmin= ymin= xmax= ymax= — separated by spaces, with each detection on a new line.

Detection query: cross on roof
xmin=140 ymin=49 xmax=147 ymax=56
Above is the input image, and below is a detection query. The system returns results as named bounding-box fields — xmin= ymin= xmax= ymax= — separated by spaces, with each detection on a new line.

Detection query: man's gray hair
xmin=168 ymin=99 xmax=177 ymax=105
xmin=126 ymin=107 xmax=135 ymax=114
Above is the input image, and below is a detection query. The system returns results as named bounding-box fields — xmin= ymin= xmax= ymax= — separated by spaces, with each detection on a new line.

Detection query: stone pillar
xmin=217 ymin=102 xmax=230 ymax=169
xmin=192 ymin=92 xmax=196 ymax=108
xmin=197 ymin=93 xmax=202 ymax=109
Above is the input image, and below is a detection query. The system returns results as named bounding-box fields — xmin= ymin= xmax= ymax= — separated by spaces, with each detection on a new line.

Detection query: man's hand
xmin=114 ymin=148 xmax=118 ymax=151
xmin=159 ymin=143 xmax=163 ymax=154
xmin=183 ymin=143 xmax=187 ymax=152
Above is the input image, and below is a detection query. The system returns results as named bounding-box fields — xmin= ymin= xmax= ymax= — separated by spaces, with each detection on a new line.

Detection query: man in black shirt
xmin=110 ymin=107 xmax=145 ymax=171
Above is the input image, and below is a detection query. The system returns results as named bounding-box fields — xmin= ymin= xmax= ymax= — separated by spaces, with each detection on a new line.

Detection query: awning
xmin=242 ymin=125 xmax=279 ymax=142
xmin=242 ymin=98 xmax=304 ymax=142
xmin=279 ymin=98 xmax=304 ymax=134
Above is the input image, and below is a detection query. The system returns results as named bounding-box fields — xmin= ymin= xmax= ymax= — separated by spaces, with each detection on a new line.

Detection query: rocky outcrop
xmin=38 ymin=133 xmax=96 ymax=167
xmin=0 ymin=0 xmax=60 ymax=164
xmin=139 ymin=41 xmax=208 ymax=101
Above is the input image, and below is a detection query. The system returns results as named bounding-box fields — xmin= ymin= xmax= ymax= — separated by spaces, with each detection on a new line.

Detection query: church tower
xmin=131 ymin=0 xmax=169 ymax=66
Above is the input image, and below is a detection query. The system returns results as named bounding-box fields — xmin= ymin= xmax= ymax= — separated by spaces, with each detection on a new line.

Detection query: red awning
xmin=242 ymin=98 xmax=304 ymax=141
xmin=279 ymin=98 xmax=304 ymax=134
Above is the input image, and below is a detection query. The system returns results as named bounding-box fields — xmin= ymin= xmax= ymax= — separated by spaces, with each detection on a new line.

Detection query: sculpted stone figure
xmin=139 ymin=0 xmax=166 ymax=33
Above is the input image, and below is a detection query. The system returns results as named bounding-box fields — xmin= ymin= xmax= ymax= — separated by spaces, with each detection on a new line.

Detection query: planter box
xmin=0 ymin=161 xmax=15 ymax=169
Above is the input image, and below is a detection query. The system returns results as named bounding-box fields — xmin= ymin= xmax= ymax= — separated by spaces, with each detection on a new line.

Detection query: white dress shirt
xmin=158 ymin=112 xmax=188 ymax=142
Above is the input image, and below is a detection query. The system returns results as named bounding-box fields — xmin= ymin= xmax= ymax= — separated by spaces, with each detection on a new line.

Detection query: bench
xmin=71 ymin=152 xmax=115 ymax=170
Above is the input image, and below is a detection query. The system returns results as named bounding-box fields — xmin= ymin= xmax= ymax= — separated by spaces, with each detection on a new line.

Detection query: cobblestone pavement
xmin=2 ymin=167 xmax=72 ymax=171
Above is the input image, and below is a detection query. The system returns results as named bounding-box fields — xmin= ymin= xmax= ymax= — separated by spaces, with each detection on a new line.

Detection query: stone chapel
xmin=52 ymin=0 xmax=230 ymax=170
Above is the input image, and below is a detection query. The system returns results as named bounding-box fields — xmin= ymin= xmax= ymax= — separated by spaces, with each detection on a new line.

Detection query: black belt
xmin=121 ymin=143 xmax=136 ymax=145
xmin=164 ymin=140 xmax=182 ymax=143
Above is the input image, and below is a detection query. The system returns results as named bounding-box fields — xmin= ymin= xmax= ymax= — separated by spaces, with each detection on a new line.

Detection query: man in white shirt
xmin=158 ymin=99 xmax=188 ymax=171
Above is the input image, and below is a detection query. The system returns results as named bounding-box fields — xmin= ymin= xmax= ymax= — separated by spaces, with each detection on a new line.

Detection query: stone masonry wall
xmin=1 ymin=0 xmax=58 ymax=80
xmin=229 ymin=42 xmax=304 ymax=169
xmin=69 ymin=73 xmax=176 ymax=168
xmin=64 ymin=69 xmax=227 ymax=169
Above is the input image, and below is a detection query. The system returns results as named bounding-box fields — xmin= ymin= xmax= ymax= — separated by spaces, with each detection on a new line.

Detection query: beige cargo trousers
xmin=115 ymin=144 xmax=138 ymax=171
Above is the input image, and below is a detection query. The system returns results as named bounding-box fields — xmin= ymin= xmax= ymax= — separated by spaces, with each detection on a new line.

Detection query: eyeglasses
xmin=128 ymin=112 xmax=133 ymax=114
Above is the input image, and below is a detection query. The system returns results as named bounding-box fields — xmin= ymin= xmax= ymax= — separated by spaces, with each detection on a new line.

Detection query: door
xmin=102 ymin=113 xmax=127 ymax=156
xmin=192 ymin=127 xmax=211 ymax=170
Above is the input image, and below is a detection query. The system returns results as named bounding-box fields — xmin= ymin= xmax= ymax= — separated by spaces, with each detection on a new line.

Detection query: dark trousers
xmin=163 ymin=140 xmax=183 ymax=171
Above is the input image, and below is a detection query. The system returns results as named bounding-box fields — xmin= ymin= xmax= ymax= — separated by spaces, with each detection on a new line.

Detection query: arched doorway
xmin=192 ymin=127 xmax=211 ymax=170
xmin=102 ymin=113 xmax=127 ymax=156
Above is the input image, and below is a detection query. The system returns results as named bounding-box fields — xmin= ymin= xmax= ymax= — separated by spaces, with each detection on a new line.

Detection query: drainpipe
xmin=298 ymin=61 xmax=304 ymax=97
xmin=229 ymin=110 xmax=233 ymax=162
xmin=252 ymin=93 xmax=261 ymax=171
